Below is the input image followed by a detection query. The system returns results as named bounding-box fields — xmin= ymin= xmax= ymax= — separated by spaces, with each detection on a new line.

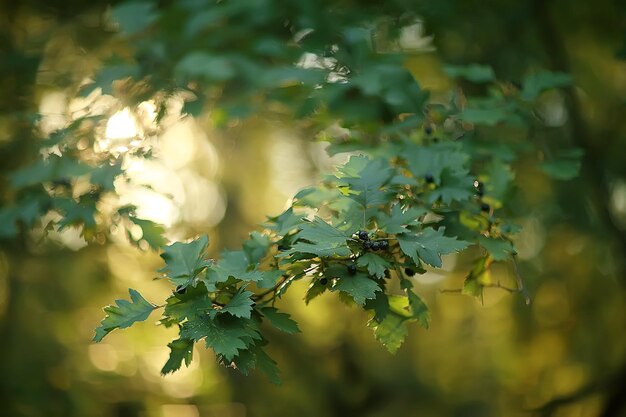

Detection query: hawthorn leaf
xmin=290 ymin=217 xmax=351 ymax=257
xmin=94 ymin=289 xmax=156 ymax=342
xmin=265 ymin=207 xmax=301 ymax=236
xmin=357 ymin=253 xmax=391 ymax=278
xmin=219 ymin=289 xmax=254 ymax=318
xmin=404 ymin=142 xmax=469 ymax=183
xmin=377 ymin=204 xmax=426 ymax=234
xmin=163 ymin=283 xmax=213 ymax=322
xmin=261 ymin=307 xmax=301 ymax=334
xmin=161 ymin=338 xmax=194 ymax=375
xmin=129 ymin=218 xmax=166 ymax=250
xmin=254 ymin=347 xmax=282 ymax=385
xmin=206 ymin=250 xmax=264 ymax=284
xmin=406 ymin=290 xmax=430 ymax=329
xmin=444 ymin=64 xmax=495 ymax=83
xmin=478 ymin=236 xmax=516 ymax=261
xmin=243 ymin=231 xmax=271 ymax=264
xmin=427 ymin=169 xmax=474 ymax=204
xmin=398 ymin=228 xmax=470 ymax=268
xmin=522 ymin=71 xmax=572 ymax=100
xmin=304 ymin=279 xmax=328 ymax=304
xmin=159 ymin=236 xmax=211 ymax=284
xmin=111 ymin=1 xmax=157 ymax=35
xmin=181 ymin=316 xmax=261 ymax=361
xmin=336 ymin=156 xmax=393 ymax=208
xmin=364 ymin=291 xmax=390 ymax=323
xmin=369 ymin=313 xmax=408 ymax=354
xmin=332 ymin=272 xmax=380 ymax=305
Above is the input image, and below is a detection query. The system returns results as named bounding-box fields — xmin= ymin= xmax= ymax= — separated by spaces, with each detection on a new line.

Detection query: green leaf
xmin=443 ymin=64 xmax=495 ymax=83
xmin=289 ymin=217 xmax=351 ymax=257
xmin=90 ymin=161 xmax=123 ymax=191
xmin=368 ymin=313 xmax=408 ymax=354
xmin=377 ymin=204 xmax=426 ymax=234
xmin=458 ymin=107 xmax=509 ymax=126
xmin=483 ymin=158 xmax=515 ymax=205
xmin=404 ymin=142 xmax=469 ymax=184
xmin=336 ymin=156 xmax=393 ymax=208
xmin=0 ymin=206 xmax=20 ymax=238
xmin=364 ymin=291 xmax=390 ymax=323
xmin=181 ymin=315 xmax=261 ymax=361
xmin=219 ymin=289 xmax=254 ymax=318
xmin=163 ymin=283 xmax=213 ymax=322
xmin=81 ymin=64 xmax=139 ymax=96
xmin=265 ymin=207 xmax=301 ymax=236
xmin=406 ymin=290 xmax=430 ymax=329
xmin=10 ymin=155 xmax=91 ymax=188
xmin=129 ymin=218 xmax=166 ymax=250
xmin=261 ymin=307 xmax=301 ymax=334
xmin=161 ymin=339 xmax=194 ymax=375
xmin=332 ymin=272 xmax=380 ymax=305
xmin=243 ymin=231 xmax=270 ymax=264
xmin=398 ymin=228 xmax=470 ymax=268
xmin=111 ymin=1 xmax=158 ymax=36
xmin=478 ymin=236 xmax=516 ymax=261
xmin=254 ymin=347 xmax=282 ymax=385
xmin=206 ymin=250 xmax=264 ymax=284
xmin=428 ymin=169 xmax=474 ymax=204
xmin=462 ymin=256 xmax=492 ymax=298
xmin=304 ymin=279 xmax=328 ymax=304
xmin=522 ymin=71 xmax=572 ymax=100
xmin=175 ymin=52 xmax=235 ymax=82
xmin=159 ymin=236 xmax=211 ymax=284
xmin=357 ymin=253 xmax=391 ymax=278
xmin=539 ymin=149 xmax=583 ymax=180
xmin=94 ymin=289 xmax=156 ymax=342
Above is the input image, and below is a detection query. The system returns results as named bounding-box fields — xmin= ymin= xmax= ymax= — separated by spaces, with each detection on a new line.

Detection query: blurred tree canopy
xmin=1 ymin=0 xmax=625 ymax=417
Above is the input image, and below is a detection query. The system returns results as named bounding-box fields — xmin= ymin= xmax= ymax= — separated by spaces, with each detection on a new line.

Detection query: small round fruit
xmin=404 ymin=267 xmax=416 ymax=277
xmin=363 ymin=240 xmax=373 ymax=250
xmin=357 ymin=230 xmax=369 ymax=240
xmin=424 ymin=174 xmax=435 ymax=184
xmin=480 ymin=203 xmax=490 ymax=212
xmin=370 ymin=241 xmax=380 ymax=251
xmin=424 ymin=126 xmax=433 ymax=135
xmin=379 ymin=240 xmax=389 ymax=250
xmin=347 ymin=263 xmax=357 ymax=275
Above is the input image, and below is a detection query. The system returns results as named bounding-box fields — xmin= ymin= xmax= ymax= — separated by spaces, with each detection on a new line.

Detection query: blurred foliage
xmin=1 ymin=0 xmax=625 ymax=417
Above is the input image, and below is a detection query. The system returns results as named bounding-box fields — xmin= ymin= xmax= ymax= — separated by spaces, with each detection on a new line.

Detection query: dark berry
xmin=347 ymin=263 xmax=357 ymax=275
xmin=404 ymin=267 xmax=416 ymax=277
xmin=378 ymin=240 xmax=389 ymax=250
xmin=357 ymin=230 xmax=369 ymax=240
xmin=371 ymin=241 xmax=380 ymax=251
xmin=424 ymin=126 xmax=433 ymax=135
xmin=363 ymin=240 xmax=373 ymax=250
xmin=424 ymin=174 xmax=435 ymax=184
xmin=319 ymin=277 xmax=328 ymax=285
xmin=480 ymin=203 xmax=490 ymax=212
xmin=175 ymin=285 xmax=187 ymax=295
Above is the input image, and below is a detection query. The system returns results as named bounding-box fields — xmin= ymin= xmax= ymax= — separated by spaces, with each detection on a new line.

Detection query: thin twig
xmin=512 ymin=256 xmax=532 ymax=305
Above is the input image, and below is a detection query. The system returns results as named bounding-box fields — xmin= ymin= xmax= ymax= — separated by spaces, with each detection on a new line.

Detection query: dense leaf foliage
xmin=0 ymin=0 xmax=582 ymax=384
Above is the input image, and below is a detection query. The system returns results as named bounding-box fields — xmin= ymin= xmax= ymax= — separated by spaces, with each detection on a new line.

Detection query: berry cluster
xmin=356 ymin=230 xmax=389 ymax=251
